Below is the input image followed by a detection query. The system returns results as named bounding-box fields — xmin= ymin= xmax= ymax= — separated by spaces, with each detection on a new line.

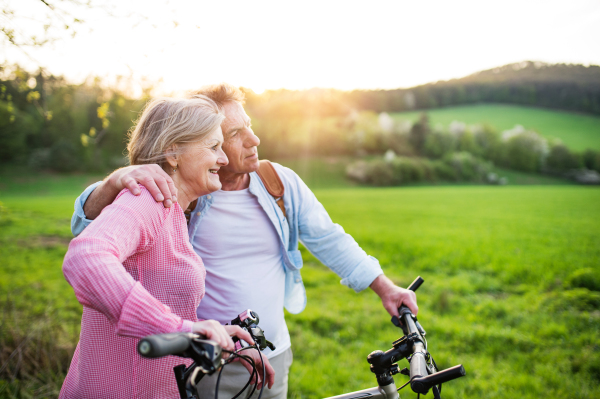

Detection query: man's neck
xmin=219 ymin=170 xmax=251 ymax=191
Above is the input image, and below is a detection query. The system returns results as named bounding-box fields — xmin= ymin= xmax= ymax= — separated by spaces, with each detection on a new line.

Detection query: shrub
xmin=546 ymin=143 xmax=581 ymax=172
xmin=444 ymin=152 xmax=493 ymax=182
xmin=390 ymin=157 xmax=433 ymax=184
xmin=500 ymin=126 xmax=549 ymax=172
xmin=431 ymin=160 xmax=459 ymax=181
xmin=346 ymin=152 xmax=492 ymax=186
xmin=423 ymin=131 xmax=457 ymax=159
xmin=582 ymin=149 xmax=600 ymax=172
xmin=49 ymin=140 xmax=82 ymax=173
xmin=565 ymin=268 xmax=600 ymax=292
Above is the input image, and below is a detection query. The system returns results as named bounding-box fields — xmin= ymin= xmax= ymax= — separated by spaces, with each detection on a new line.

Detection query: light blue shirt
xmin=71 ymin=162 xmax=384 ymax=314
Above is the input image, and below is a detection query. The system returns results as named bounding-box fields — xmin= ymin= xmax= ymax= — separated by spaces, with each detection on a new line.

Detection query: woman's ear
xmin=165 ymin=144 xmax=178 ymax=171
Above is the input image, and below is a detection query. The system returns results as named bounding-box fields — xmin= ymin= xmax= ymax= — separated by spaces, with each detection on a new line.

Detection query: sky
xmin=2 ymin=0 xmax=600 ymax=95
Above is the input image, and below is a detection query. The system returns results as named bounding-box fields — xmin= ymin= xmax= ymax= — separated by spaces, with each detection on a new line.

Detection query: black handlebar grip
xmin=407 ymin=276 xmax=424 ymax=292
xmin=411 ymin=364 xmax=466 ymax=394
xmin=420 ymin=364 xmax=466 ymax=386
xmin=137 ymin=333 xmax=197 ymax=358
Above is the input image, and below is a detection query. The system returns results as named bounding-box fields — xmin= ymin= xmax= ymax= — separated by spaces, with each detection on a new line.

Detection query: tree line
xmin=1 ymin=62 xmax=599 ymax=177
xmin=345 ymin=112 xmax=600 ymax=186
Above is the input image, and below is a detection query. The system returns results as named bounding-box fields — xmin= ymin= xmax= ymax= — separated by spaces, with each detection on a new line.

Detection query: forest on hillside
xmin=1 ymin=62 xmax=599 ymax=183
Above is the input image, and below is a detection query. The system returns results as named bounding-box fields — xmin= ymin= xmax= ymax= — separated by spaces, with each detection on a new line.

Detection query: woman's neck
xmin=171 ymin=174 xmax=194 ymax=211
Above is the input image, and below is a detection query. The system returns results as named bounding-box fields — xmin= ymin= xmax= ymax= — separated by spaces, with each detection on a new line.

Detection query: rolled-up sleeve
xmin=71 ymin=181 xmax=102 ymax=237
xmin=295 ymin=177 xmax=383 ymax=292
xmin=63 ymin=190 xmax=192 ymax=338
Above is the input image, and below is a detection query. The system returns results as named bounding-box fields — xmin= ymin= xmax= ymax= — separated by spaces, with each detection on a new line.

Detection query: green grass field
xmin=1 ymin=172 xmax=599 ymax=398
xmin=392 ymin=104 xmax=600 ymax=151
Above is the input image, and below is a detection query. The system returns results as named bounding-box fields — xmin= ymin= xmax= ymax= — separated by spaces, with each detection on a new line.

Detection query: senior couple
xmin=62 ymin=83 xmax=418 ymax=399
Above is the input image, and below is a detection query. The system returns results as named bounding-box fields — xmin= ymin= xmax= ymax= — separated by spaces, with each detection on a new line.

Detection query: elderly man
xmin=71 ymin=84 xmax=418 ymax=399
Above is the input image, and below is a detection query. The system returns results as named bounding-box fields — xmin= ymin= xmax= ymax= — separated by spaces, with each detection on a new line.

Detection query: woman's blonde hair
xmin=127 ymin=96 xmax=225 ymax=170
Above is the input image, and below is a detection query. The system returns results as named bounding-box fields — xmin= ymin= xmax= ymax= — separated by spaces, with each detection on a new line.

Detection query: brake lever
xmin=230 ymin=309 xmax=276 ymax=351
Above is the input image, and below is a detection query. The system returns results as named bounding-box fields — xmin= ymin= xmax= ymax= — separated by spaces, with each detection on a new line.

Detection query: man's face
xmin=220 ymin=101 xmax=260 ymax=174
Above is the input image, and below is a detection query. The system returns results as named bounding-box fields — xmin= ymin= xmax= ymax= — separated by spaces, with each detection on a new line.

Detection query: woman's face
xmin=178 ymin=126 xmax=228 ymax=196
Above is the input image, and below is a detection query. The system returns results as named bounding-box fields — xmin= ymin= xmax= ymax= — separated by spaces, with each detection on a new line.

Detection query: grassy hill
xmin=391 ymin=104 xmax=600 ymax=151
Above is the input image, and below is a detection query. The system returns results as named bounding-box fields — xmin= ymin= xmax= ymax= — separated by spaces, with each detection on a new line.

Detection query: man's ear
xmin=165 ymin=144 xmax=178 ymax=170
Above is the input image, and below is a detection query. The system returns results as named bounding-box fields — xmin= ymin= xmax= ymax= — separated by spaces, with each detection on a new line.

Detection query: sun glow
xmin=2 ymin=0 xmax=599 ymax=94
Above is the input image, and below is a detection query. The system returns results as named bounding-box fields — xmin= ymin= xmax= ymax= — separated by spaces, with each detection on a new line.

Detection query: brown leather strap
xmin=256 ymin=159 xmax=286 ymax=218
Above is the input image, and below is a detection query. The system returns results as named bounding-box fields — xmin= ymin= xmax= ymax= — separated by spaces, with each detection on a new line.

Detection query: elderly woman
xmin=60 ymin=96 xmax=271 ymax=398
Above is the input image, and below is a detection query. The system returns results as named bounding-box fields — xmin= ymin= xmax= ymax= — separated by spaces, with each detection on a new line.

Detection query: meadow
xmin=392 ymin=104 xmax=600 ymax=151
xmin=1 ymin=170 xmax=599 ymax=398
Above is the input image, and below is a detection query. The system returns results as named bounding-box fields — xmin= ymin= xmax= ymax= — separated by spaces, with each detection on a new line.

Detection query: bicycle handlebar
xmin=411 ymin=364 xmax=466 ymax=394
xmin=407 ymin=276 xmax=424 ymax=292
xmin=137 ymin=332 xmax=198 ymax=358
xmin=399 ymin=276 xmax=466 ymax=396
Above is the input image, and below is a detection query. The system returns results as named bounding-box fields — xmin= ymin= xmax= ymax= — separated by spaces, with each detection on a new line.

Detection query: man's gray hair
xmin=188 ymin=83 xmax=246 ymax=108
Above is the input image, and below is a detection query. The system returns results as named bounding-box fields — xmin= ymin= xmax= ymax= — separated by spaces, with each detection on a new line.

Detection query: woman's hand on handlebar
xmin=191 ymin=321 xmax=255 ymax=351
xmin=237 ymin=348 xmax=276 ymax=390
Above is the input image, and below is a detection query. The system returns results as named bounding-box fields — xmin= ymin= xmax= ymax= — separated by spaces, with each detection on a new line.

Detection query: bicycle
xmin=137 ymin=276 xmax=466 ymax=399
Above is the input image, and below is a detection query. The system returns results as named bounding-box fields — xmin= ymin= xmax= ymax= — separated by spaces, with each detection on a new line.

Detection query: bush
xmin=582 ymin=149 xmax=600 ymax=172
xmin=565 ymin=268 xmax=600 ymax=292
xmin=346 ymin=152 xmax=492 ymax=186
xmin=431 ymin=160 xmax=459 ymax=181
xmin=444 ymin=152 xmax=493 ymax=182
xmin=546 ymin=143 xmax=581 ymax=172
xmin=499 ymin=126 xmax=549 ymax=172
xmin=423 ymin=131 xmax=457 ymax=159
xmin=49 ymin=140 xmax=81 ymax=173
xmin=390 ymin=157 xmax=433 ymax=184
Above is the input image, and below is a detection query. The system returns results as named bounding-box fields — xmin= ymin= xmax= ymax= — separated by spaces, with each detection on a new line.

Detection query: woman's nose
xmin=218 ymin=149 xmax=229 ymax=166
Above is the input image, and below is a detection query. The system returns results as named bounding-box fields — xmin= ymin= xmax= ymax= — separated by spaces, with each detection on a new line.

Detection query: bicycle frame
xmin=325 ymin=382 xmax=399 ymax=399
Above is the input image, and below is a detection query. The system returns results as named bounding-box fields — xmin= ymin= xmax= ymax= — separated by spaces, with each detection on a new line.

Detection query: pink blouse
xmin=60 ymin=187 xmax=205 ymax=399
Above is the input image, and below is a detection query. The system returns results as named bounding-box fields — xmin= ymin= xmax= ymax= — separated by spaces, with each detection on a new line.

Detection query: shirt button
xmin=295 ymin=278 xmax=301 ymax=283
xmin=196 ymin=212 xmax=201 ymax=216
xmin=207 ymin=195 xmax=212 ymax=200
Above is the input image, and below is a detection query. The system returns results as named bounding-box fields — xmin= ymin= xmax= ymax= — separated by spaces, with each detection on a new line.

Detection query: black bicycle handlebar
xmin=407 ymin=276 xmax=424 ymax=292
xmin=137 ymin=332 xmax=198 ymax=358
xmin=391 ymin=276 xmax=466 ymax=396
xmin=411 ymin=364 xmax=466 ymax=394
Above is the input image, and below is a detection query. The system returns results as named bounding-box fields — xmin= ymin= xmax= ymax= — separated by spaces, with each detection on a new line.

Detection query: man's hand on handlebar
xmin=370 ymin=274 xmax=419 ymax=316
xmin=191 ymin=321 xmax=255 ymax=352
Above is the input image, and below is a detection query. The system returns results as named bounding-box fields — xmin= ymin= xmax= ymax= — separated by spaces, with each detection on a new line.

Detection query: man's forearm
xmin=81 ymin=164 xmax=178 ymax=220
xmin=82 ymin=180 xmax=121 ymax=220
xmin=369 ymin=274 xmax=395 ymax=296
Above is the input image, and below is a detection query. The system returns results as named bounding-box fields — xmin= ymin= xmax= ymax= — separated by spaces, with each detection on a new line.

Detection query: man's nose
xmin=247 ymin=130 xmax=260 ymax=147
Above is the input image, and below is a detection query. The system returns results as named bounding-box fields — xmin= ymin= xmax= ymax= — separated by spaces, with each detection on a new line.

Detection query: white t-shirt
xmin=193 ymin=189 xmax=290 ymax=358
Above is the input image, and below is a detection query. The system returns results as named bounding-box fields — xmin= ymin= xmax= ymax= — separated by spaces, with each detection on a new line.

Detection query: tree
xmin=409 ymin=113 xmax=430 ymax=154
